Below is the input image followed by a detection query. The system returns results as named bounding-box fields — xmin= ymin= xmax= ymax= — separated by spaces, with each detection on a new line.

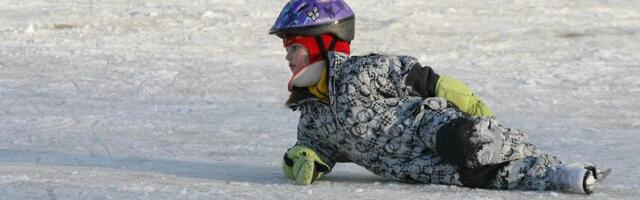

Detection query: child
xmin=269 ymin=0 xmax=610 ymax=194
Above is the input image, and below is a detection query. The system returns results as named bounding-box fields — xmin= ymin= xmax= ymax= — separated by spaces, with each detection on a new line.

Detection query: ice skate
xmin=551 ymin=162 xmax=611 ymax=194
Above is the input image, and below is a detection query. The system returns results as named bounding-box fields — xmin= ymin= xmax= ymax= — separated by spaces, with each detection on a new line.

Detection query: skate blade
xmin=596 ymin=168 xmax=612 ymax=183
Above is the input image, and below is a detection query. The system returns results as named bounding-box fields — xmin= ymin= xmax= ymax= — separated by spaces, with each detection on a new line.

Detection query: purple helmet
xmin=269 ymin=0 xmax=355 ymax=41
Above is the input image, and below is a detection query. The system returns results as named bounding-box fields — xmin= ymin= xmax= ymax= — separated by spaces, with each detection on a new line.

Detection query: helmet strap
xmin=315 ymin=35 xmax=338 ymax=71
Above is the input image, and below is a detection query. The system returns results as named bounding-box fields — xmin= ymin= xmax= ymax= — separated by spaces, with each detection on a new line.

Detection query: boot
xmin=550 ymin=162 xmax=611 ymax=194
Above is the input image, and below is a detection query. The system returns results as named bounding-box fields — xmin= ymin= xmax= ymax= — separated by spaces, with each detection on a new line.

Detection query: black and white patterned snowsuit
xmin=289 ymin=52 xmax=567 ymax=191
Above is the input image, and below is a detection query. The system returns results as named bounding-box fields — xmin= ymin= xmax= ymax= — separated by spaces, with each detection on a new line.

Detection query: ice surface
xmin=1 ymin=0 xmax=639 ymax=199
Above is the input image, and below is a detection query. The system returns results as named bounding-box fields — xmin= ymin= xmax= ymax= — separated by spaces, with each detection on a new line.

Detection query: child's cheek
xmin=292 ymin=51 xmax=309 ymax=69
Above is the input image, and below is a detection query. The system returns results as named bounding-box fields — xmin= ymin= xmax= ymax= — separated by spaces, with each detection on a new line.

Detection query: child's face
xmin=285 ymin=44 xmax=310 ymax=73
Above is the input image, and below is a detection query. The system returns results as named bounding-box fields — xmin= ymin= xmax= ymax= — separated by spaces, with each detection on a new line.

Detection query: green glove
xmin=436 ymin=76 xmax=494 ymax=117
xmin=282 ymin=146 xmax=331 ymax=185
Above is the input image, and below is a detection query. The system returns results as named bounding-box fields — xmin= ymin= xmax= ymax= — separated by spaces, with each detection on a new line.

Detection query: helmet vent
xmin=295 ymin=3 xmax=308 ymax=12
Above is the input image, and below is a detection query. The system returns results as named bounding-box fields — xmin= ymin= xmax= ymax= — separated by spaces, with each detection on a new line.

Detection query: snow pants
xmin=418 ymin=103 xmax=563 ymax=191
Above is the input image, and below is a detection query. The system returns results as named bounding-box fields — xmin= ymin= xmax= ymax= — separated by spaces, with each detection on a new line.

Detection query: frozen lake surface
xmin=1 ymin=0 xmax=639 ymax=199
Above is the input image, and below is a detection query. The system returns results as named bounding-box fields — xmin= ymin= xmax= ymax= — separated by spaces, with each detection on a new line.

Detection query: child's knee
xmin=435 ymin=117 xmax=476 ymax=167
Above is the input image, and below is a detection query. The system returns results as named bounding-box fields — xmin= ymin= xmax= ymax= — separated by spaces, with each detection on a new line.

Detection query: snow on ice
xmin=1 ymin=0 xmax=639 ymax=199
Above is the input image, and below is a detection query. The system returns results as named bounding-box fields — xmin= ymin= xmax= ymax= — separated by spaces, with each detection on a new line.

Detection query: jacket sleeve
xmin=282 ymin=101 xmax=339 ymax=183
xmin=403 ymin=62 xmax=494 ymax=117
xmin=281 ymin=127 xmax=336 ymax=184
xmin=404 ymin=63 xmax=440 ymax=98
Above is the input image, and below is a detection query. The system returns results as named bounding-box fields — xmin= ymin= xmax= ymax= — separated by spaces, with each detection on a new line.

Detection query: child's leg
xmin=430 ymin=116 xmax=542 ymax=168
xmin=488 ymin=155 xmax=609 ymax=194
xmin=366 ymin=153 xmax=463 ymax=186
xmin=487 ymin=153 xmax=562 ymax=191
xmin=416 ymin=103 xmax=608 ymax=193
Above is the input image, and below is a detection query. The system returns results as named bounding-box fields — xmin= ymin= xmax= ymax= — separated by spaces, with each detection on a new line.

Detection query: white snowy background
xmin=1 ymin=0 xmax=639 ymax=199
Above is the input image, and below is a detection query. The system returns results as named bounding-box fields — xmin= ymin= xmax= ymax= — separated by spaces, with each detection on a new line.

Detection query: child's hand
xmin=282 ymin=146 xmax=331 ymax=185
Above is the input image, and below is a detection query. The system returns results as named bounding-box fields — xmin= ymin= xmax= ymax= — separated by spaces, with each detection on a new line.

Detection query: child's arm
xmin=282 ymin=145 xmax=334 ymax=185
xmin=435 ymin=75 xmax=494 ymax=117
xmin=404 ymin=62 xmax=493 ymax=117
xmin=282 ymin=101 xmax=337 ymax=185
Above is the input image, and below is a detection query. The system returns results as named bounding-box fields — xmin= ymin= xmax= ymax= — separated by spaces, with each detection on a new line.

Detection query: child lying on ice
xmin=269 ymin=0 xmax=610 ymax=194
